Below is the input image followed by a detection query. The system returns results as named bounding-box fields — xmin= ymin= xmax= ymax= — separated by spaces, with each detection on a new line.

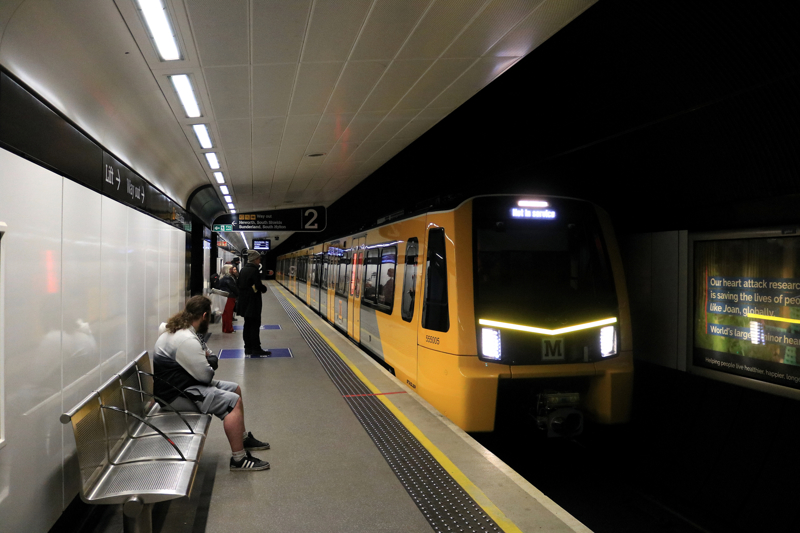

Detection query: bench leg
xmin=122 ymin=497 xmax=153 ymax=533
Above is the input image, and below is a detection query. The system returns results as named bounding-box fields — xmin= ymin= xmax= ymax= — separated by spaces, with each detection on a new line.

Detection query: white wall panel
xmin=0 ymin=149 xmax=64 ymax=531
xmin=171 ymin=228 xmax=185 ymax=314
xmin=0 ymin=149 xmax=192 ymax=532
xmin=60 ymin=179 xmax=102 ymax=505
xmin=98 ymin=198 xmax=128 ymax=379
xmin=126 ymin=209 xmax=148 ymax=359
xmin=144 ymin=216 xmax=160 ymax=358
xmin=158 ymin=225 xmax=171 ymax=325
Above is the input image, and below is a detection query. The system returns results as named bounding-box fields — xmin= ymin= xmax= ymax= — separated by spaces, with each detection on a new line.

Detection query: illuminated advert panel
xmin=693 ymin=233 xmax=800 ymax=391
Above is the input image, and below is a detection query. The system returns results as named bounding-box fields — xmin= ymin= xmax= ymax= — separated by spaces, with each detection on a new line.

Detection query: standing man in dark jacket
xmin=238 ymin=250 xmax=271 ymax=356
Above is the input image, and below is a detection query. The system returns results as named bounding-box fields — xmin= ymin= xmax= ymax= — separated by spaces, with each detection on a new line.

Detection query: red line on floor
xmin=342 ymin=391 xmax=407 ymax=398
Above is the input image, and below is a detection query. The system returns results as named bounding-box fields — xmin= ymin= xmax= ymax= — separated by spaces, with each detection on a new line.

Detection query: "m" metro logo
xmin=542 ymin=338 xmax=564 ymax=361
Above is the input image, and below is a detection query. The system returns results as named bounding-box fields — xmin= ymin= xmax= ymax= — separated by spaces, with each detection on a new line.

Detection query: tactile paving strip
xmin=273 ymin=289 xmax=503 ymax=533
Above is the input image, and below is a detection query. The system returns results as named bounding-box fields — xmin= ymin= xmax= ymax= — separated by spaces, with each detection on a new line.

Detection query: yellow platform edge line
xmin=275 ymin=286 xmax=523 ymax=533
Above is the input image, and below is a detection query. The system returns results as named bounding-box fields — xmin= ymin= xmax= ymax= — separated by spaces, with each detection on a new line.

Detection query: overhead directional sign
xmin=213 ymin=206 xmax=326 ymax=232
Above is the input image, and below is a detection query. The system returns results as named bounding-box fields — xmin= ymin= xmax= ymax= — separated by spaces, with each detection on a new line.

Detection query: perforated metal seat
xmin=117 ymin=357 xmax=212 ymax=437
xmin=129 ymin=415 xmax=210 ymax=438
xmin=61 ymin=359 xmax=206 ymax=533
xmin=85 ymin=459 xmax=198 ymax=505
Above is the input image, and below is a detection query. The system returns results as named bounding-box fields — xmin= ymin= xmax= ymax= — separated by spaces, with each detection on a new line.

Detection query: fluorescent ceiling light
xmin=231 ymin=209 xmax=236 ymax=214
xmin=224 ymin=195 xmax=232 ymax=203
xmin=220 ymin=185 xmax=229 ymax=194
xmin=170 ymin=75 xmax=200 ymax=117
xmin=214 ymin=172 xmax=224 ymax=184
xmin=518 ymin=200 xmax=548 ymax=207
xmin=205 ymin=152 xmax=220 ymax=169
xmin=227 ymin=203 xmax=234 ymax=209
xmin=192 ymin=124 xmax=212 ymax=149
xmin=241 ymin=232 xmax=247 ymax=244
xmin=137 ymin=0 xmax=181 ymax=61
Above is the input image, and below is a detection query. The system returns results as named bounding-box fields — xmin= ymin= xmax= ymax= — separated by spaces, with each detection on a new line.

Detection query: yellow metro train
xmin=276 ymin=195 xmax=633 ymax=434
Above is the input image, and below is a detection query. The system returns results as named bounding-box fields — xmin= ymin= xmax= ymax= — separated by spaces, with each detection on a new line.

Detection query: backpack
xmin=210 ymin=272 xmax=220 ymax=290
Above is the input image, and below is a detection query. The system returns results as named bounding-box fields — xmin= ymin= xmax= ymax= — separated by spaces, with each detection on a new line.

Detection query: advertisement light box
xmin=693 ymin=235 xmax=800 ymax=391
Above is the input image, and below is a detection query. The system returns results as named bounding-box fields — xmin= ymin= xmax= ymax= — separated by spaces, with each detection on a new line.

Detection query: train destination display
xmin=694 ymin=237 xmax=800 ymax=389
xmin=213 ymin=206 xmax=326 ymax=232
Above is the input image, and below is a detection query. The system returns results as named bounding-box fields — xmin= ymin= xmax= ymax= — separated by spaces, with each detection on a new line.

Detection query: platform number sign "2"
xmin=303 ymin=208 xmax=319 ymax=230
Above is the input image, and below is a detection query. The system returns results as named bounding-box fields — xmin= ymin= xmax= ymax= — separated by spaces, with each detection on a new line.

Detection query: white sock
xmin=232 ymin=449 xmax=247 ymax=461
xmin=243 ymin=430 xmax=249 ymax=440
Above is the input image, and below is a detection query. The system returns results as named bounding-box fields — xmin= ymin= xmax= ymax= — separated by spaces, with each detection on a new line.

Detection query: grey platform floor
xmin=75 ymin=283 xmax=589 ymax=533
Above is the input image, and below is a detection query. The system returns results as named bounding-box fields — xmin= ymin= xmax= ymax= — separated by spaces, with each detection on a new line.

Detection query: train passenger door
xmin=320 ymin=254 xmax=329 ymax=317
xmin=326 ymin=247 xmax=338 ymax=323
xmin=349 ymin=236 xmax=366 ymax=342
xmin=336 ymin=246 xmax=350 ymax=332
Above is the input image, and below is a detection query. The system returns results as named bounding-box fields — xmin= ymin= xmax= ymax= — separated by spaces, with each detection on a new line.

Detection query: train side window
xmin=337 ymin=251 xmax=350 ymax=296
xmin=363 ymin=249 xmax=379 ymax=303
xmin=321 ymin=255 xmax=329 ymax=288
xmin=401 ymin=238 xmax=418 ymax=322
xmin=312 ymin=256 xmax=321 ymax=287
xmin=354 ymin=248 xmax=365 ymax=298
xmin=377 ymin=246 xmax=397 ymax=311
xmin=422 ymin=227 xmax=449 ymax=332
xmin=347 ymin=251 xmax=354 ymax=296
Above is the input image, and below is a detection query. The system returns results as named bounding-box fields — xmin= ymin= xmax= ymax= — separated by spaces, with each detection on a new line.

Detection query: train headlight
xmin=481 ymin=328 xmax=502 ymax=360
xmin=600 ymin=325 xmax=617 ymax=357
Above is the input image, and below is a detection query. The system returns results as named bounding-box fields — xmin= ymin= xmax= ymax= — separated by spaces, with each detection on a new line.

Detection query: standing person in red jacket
xmin=219 ymin=265 xmax=239 ymax=333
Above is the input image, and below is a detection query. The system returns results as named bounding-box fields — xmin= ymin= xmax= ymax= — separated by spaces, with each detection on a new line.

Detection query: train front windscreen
xmin=473 ymin=197 xmax=619 ymax=365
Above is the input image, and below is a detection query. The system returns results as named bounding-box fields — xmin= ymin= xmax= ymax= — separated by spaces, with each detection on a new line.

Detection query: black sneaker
xmin=251 ymin=349 xmax=271 ymax=357
xmin=243 ymin=431 xmax=270 ymax=450
xmin=230 ymin=452 xmax=270 ymax=472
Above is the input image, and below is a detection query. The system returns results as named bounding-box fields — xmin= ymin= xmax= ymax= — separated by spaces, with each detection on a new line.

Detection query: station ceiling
xmin=0 ymin=0 xmax=596 ymax=249
xmin=2 ymin=0 xmax=798 ymax=254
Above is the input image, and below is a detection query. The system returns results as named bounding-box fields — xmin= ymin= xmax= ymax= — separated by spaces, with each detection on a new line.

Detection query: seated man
xmin=153 ymin=295 xmax=270 ymax=471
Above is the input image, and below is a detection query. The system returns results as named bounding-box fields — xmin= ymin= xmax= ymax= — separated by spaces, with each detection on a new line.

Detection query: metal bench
xmin=61 ymin=352 xmax=212 ymax=533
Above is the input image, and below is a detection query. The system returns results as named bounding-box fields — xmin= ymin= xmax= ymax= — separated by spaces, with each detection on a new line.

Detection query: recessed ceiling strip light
xmin=137 ymin=0 xmax=181 ymax=61
xmin=220 ymin=185 xmax=229 ymax=194
xmin=214 ymin=172 xmax=225 ymax=184
xmin=224 ymin=195 xmax=232 ymax=202
xmin=170 ymin=75 xmax=200 ymax=117
xmin=227 ymin=202 xmax=234 ymax=209
xmin=192 ymin=124 xmax=212 ymax=149
xmin=205 ymin=152 xmax=220 ymax=169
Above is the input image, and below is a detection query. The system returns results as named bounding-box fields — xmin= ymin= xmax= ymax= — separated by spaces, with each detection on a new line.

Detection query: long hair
xmin=165 ymin=295 xmax=211 ymax=333
xmin=221 ymin=264 xmax=232 ymax=277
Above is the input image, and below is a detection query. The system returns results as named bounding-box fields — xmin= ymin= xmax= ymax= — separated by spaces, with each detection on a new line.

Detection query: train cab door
xmin=349 ymin=236 xmax=366 ymax=342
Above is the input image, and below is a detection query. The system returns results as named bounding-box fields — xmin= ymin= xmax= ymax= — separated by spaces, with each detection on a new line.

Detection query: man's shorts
xmin=169 ymin=380 xmax=240 ymax=420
